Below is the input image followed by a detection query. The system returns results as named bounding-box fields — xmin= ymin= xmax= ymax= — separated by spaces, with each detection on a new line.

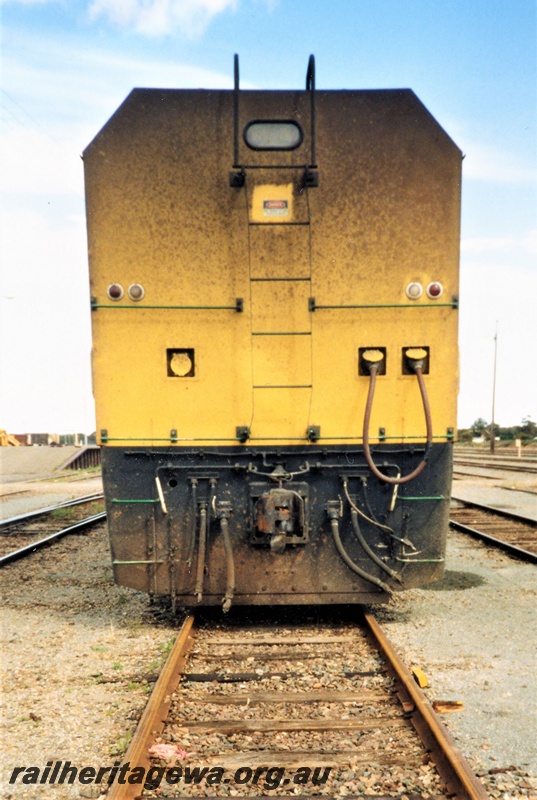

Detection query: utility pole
xmin=490 ymin=324 xmax=498 ymax=453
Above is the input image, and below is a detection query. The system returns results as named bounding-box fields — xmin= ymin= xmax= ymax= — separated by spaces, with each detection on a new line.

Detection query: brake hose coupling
xmin=326 ymin=500 xmax=342 ymax=521
xmin=361 ymin=349 xmax=385 ymax=373
xmin=215 ymin=500 xmax=232 ymax=519
xmin=404 ymin=347 xmax=428 ymax=372
xmin=361 ymin=348 xmax=433 ymax=485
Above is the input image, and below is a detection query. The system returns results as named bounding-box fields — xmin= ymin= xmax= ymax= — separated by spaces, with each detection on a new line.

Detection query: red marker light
xmin=426 ymin=281 xmax=443 ymax=299
xmin=107 ymin=283 xmax=124 ymax=300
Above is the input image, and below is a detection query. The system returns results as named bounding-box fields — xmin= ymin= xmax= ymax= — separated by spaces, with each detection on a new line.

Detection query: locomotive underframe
xmin=103 ymin=442 xmax=451 ymax=606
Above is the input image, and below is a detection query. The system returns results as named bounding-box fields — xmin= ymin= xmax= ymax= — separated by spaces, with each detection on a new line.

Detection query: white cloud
xmin=1 ymin=38 xmax=247 ymax=201
xmin=461 ymin=230 xmax=537 ymax=255
xmin=463 ymin=141 xmax=537 ymax=185
xmin=2 ymin=39 xmax=237 ymax=134
xmin=0 ymin=123 xmax=84 ymax=196
xmin=88 ymin=0 xmax=238 ymax=36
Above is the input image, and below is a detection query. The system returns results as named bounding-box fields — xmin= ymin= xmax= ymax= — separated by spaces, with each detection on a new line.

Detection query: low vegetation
xmin=458 ymin=416 xmax=536 ymax=445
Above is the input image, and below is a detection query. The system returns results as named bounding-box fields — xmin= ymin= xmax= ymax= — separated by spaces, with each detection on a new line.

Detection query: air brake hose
xmin=219 ymin=512 xmax=235 ymax=613
xmin=363 ymin=361 xmax=433 ymax=485
xmin=350 ymin=509 xmax=403 ymax=584
xmin=194 ymin=505 xmax=207 ymax=603
xmin=343 ymin=477 xmax=416 ymax=550
xmin=186 ymin=480 xmax=198 ymax=567
xmin=329 ymin=515 xmax=393 ymax=594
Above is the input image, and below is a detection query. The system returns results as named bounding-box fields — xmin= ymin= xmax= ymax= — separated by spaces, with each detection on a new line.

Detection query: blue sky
xmin=1 ymin=0 xmax=536 ymax=433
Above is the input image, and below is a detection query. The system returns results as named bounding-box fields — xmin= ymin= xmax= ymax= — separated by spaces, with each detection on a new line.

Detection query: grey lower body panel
xmin=102 ymin=443 xmax=452 ymax=606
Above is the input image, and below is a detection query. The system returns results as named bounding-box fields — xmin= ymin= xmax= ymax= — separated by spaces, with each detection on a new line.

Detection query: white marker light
xmin=406 ymin=282 xmax=423 ymax=300
xmin=128 ymin=283 xmax=145 ymax=301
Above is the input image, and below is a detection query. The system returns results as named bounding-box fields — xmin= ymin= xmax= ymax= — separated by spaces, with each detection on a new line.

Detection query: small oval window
xmin=244 ymin=120 xmax=303 ymax=151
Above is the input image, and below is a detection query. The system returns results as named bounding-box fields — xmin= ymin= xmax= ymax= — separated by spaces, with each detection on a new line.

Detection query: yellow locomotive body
xmin=85 ymin=60 xmax=461 ymax=608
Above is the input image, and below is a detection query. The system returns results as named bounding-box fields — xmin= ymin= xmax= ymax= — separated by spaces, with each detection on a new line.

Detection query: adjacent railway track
xmin=453 ymin=450 xmax=537 ymax=476
xmin=106 ymin=610 xmax=487 ymax=799
xmin=453 ymin=461 xmax=537 ymax=477
xmin=450 ymin=497 xmax=537 ymax=562
xmin=0 ymin=493 xmax=105 ymax=566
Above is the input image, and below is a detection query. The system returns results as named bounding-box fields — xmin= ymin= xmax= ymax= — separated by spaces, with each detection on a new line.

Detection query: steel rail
xmin=450 ymin=498 xmax=537 ymax=562
xmin=451 ymin=496 xmax=537 ymax=527
xmin=454 ymin=456 xmax=537 ymax=466
xmin=453 ymin=448 xmax=537 ymax=463
xmin=106 ymin=614 xmax=197 ymax=800
xmin=0 ymin=512 xmax=106 ymax=567
xmin=449 ymin=519 xmax=537 ymax=563
xmin=364 ymin=611 xmax=488 ymax=800
xmin=0 ymin=493 xmax=104 ymax=529
xmin=105 ymin=611 xmax=485 ymax=800
xmin=453 ymin=459 xmax=537 ymax=474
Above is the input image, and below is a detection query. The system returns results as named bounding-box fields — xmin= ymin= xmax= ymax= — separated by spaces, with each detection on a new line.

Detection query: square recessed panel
xmin=167 ymin=348 xmax=195 ymax=377
xmin=358 ymin=347 xmax=387 ymax=376
xmin=402 ymin=346 xmax=430 ymax=375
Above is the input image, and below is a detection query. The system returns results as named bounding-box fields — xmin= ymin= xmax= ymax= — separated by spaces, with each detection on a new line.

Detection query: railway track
xmin=453 ymin=460 xmax=537 ymax=476
xmin=453 ymin=450 xmax=537 ymax=476
xmin=0 ymin=493 xmax=105 ymax=566
xmin=106 ymin=610 xmax=487 ymax=799
xmin=450 ymin=497 xmax=537 ymax=562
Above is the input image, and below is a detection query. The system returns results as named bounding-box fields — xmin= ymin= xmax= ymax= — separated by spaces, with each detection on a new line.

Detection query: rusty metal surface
xmin=104 ymin=444 xmax=451 ymax=602
xmin=364 ymin=611 xmax=489 ymax=800
xmin=106 ymin=614 xmax=197 ymax=800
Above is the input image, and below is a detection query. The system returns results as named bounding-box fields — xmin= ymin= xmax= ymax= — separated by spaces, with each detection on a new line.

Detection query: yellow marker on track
xmin=412 ymin=666 xmax=429 ymax=688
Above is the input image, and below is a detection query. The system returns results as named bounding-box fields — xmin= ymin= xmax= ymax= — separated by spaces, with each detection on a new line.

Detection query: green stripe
xmin=103 ymin=434 xmax=451 ymax=442
xmin=313 ymin=302 xmax=458 ymax=309
xmin=105 ymin=437 xmax=240 ymax=442
xmin=395 ymin=557 xmax=445 ymax=563
xmin=370 ymin=435 xmax=451 ymax=440
xmin=400 ymin=496 xmax=446 ymax=501
xmin=92 ymin=304 xmax=238 ymax=310
xmin=106 ymin=437 xmax=175 ymax=442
